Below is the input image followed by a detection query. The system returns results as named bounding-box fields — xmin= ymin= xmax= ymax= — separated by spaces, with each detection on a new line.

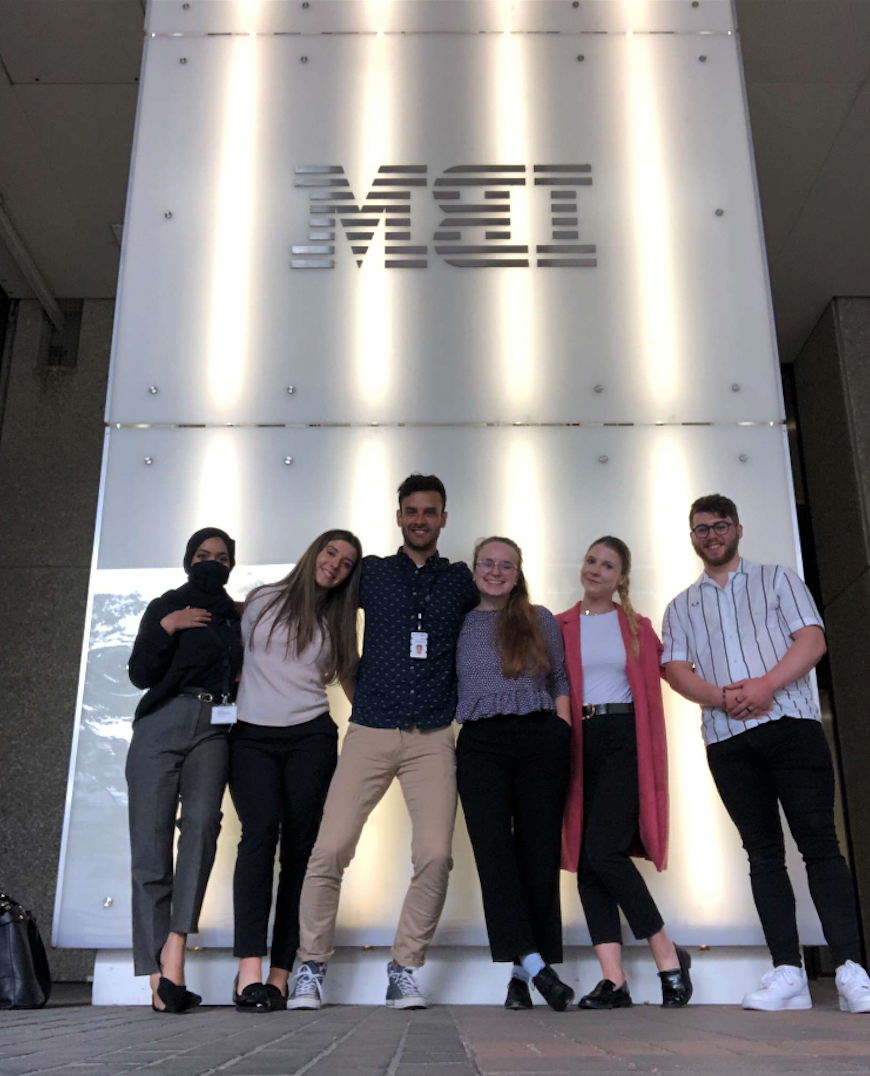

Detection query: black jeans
xmin=457 ymin=711 xmax=571 ymax=964
xmin=707 ymin=717 xmax=860 ymax=968
xmin=229 ymin=713 xmax=338 ymax=969
xmin=578 ymin=714 xmax=665 ymax=946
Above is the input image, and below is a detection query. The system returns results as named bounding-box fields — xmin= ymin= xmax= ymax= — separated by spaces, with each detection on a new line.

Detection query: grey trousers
xmin=125 ymin=695 xmax=229 ymax=976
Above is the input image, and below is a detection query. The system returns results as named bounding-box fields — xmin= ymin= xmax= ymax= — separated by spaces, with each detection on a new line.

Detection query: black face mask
xmin=188 ymin=559 xmax=230 ymax=593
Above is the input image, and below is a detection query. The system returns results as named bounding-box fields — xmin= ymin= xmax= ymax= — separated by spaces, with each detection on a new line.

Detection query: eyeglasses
xmin=476 ymin=559 xmax=518 ymax=573
xmin=690 ymin=521 xmax=734 ymax=539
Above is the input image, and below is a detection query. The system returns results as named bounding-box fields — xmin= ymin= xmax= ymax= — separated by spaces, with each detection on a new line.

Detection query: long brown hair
xmin=473 ymin=536 xmax=550 ymax=679
xmin=587 ymin=535 xmax=640 ymax=659
xmin=247 ymin=529 xmax=363 ymax=683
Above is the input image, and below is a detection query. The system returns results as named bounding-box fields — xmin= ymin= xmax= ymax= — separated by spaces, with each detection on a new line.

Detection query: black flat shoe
xmin=264 ymin=983 xmax=288 ymax=1012
xmin=532 ymin=966 xmax=575 ymax=1012
xmin=578 ymin=979 xmax=633 ymax=1010
xmin=233 ymin=975 xmax=270 ymax=1013
xmin=504 ymin=978 xmax=533 ymax=1010
xmin=659 ymin=946 xmax=693 ymax=1008
xmin=153 ymin=950 xmax=201 ymax=1014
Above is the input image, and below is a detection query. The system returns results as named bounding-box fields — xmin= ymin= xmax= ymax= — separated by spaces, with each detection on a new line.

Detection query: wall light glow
xmin=206 ymin=28 xmax=261 ymax=410
xmin=195 ymin=435 xmax=241 ymax=543
xmin=505 ymin=433 xmax=545 ymax=602
xmin=354 ymin=8 xmax=395 ymax=409
xmin=651 ymin=431 xmax=730 ymax=916
xmin=350 ymin=434 xmax=395 ymax=557
xmin=494 ymin=24 xmax=535 ymax=411
xmin=623 ymin=28 xmax=681 ymax=408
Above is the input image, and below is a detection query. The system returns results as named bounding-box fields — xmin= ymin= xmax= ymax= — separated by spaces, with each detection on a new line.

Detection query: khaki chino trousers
xmin=297 ymin=722 xmax=457 ymax=969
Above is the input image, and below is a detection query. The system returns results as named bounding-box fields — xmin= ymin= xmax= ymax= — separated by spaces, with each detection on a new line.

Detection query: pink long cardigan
xmin=556 ymin=603 xmax=669 ymax=873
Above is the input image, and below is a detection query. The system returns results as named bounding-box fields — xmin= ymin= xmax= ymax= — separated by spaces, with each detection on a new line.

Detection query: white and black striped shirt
xmin=661 ymin=559 xmax=824 ymax=746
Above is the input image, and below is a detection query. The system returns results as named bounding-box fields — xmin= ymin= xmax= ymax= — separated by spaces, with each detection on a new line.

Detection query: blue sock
xmin=511 ymin=963 xmax=531 ymax=983
xmin=520 ymin=952 xmax=546 ymax=978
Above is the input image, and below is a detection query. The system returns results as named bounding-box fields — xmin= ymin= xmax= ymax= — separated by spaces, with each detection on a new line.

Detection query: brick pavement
xmin=4 ymin=983 xmax=870 ymax=1076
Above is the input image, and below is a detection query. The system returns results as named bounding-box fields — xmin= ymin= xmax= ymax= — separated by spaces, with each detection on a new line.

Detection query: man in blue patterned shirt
xmin=289 ymin=474 xmax=477 ymax=1010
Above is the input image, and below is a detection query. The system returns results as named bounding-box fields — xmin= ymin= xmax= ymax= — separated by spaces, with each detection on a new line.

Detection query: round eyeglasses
xmin=690 ymin=520 xmax=734 ymax=539
xmin=476 ymin=559 xmax=518 ymax=573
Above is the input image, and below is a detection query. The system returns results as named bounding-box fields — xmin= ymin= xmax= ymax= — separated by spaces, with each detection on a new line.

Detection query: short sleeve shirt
xmin=661 ymin=558 xmax=824 ymax=745
xmin=352 ymin=548 xmax=478 ymax=729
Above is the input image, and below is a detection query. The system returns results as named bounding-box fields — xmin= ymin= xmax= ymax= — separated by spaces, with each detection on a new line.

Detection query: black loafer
xmin=152 ymin=949 xmax=201 ymax=1014
xmin=578 ymin=979 xmax=633 ymax=1010
xmin=659 ymin=946 xmax=693 ymax=1008
xmin=532 ymin=966 xmax=575 ymax=1012
xmin=264 ymin=983 xmax=288 ymax=1011
xmin=233 ymin=976 xmax=270 ymax=1013
xmin=504 ymin=978 xmax=533 ymax=1010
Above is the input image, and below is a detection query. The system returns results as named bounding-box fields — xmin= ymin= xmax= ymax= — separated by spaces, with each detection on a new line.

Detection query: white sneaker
xmin=836 ymin=960 xmax=870 ymax=1013
xmin=742 ymin=966 xmax=812 ymax=1011
xmin=287 ymin=961 xmax=325 ymax=1010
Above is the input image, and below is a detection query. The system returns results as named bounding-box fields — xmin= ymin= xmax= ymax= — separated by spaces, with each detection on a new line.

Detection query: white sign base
xmin=92 ymin=946 xmax=776 ymax=1007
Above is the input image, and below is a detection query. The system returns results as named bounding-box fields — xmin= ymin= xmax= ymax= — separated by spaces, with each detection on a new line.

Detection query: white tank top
xmin=579 ymin=609 xmax=633 ymax=705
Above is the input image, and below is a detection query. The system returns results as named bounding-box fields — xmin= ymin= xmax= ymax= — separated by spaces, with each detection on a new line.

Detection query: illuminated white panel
xmin=56 ymin=425 xmax=823 ymax=947
xmin=146 ymin=0 xmax=735 ymax=36
xmin=109 ymin=32 xmax=778 ymax=425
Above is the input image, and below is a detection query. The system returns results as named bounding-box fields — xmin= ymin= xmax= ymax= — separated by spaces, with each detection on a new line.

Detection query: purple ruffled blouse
xmin=455 ymin=605 xmax=570 ymax=723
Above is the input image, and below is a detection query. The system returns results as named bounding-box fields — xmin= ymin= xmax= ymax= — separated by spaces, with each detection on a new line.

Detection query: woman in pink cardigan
xmin=558 ymin=536 xmax=691 ymax=1010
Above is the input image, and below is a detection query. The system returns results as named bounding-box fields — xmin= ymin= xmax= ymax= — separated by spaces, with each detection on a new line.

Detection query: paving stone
xmin=5 ymin=985 xmax=870 ymax=1076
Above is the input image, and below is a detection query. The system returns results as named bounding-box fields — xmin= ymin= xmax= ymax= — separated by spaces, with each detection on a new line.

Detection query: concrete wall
xmin=794 ymin=297 xmax=870 ymax=952
xmin=0 ymin=299 xmax=112 ymax=981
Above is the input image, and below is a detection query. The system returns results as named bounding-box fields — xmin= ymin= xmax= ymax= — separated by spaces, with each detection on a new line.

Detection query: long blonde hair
xmin=587 ymin=535 xmax=640 ymax=659
xmin=473 ymin=536 xmax=550 ymax=678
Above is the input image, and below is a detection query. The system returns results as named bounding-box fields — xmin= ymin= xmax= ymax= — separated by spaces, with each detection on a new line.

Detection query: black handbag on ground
xmin=0 ymin=893 xmax=51 ymax=1009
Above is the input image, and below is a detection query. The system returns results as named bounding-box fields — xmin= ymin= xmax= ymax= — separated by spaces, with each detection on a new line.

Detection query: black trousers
xmin=229 ymin=713 xmax=338 ymax=969
xmin=707 ymin=717 xmax=860 ymax=968
xmin=578 ymin=714 xmax=665 ymax=946
xmin=457 ymin=711 xmax=571 ymax=964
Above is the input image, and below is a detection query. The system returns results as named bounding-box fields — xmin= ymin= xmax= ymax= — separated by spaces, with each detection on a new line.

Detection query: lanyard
xmin=206 ymin=619 xmax=235 ymax=704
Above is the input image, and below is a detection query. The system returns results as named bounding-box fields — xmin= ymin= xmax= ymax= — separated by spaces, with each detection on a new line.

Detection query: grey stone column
xmin=0 ymin=299 xmax=112 ymax=980
xmin=794 ymin=297 xmax=870 ymax=951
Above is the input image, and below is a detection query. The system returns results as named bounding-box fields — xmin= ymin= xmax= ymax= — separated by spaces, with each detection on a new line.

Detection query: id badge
xmin=410 ymin=631 xmax=429 ymax=659
xmin=210 ymin=704 xmax=238 ymax=725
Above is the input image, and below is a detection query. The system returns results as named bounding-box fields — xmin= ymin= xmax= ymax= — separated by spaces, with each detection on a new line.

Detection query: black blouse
xmin=128 ymin=587 xmax=243 ymax=719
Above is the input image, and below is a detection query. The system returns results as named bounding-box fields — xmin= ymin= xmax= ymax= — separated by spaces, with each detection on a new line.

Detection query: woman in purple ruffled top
xmin=456 ymin=535 xmax=573 ymax=1012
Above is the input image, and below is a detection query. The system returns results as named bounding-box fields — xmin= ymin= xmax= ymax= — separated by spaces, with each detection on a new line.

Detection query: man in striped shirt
xmin=662 ymin=493 xmax=870 ymax=1014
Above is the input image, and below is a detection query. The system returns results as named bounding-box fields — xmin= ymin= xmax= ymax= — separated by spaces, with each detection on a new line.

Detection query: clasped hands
xmin=721 ymin=676 xmax=775 ymax=721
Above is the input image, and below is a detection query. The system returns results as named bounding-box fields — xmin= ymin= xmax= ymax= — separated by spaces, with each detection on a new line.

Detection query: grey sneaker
xmin=287 ymin=962 xmax=325 ymax=1010
xmin=386 ymin=961 xmax=428 ymax=1009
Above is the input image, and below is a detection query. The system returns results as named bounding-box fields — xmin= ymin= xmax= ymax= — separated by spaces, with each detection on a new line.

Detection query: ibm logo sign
xmin=291 ymin=164 xmax=596 ymax=269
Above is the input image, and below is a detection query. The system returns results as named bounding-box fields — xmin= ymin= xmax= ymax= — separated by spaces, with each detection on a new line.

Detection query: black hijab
xmin=176 ymin=526 xmax=239 ymax=616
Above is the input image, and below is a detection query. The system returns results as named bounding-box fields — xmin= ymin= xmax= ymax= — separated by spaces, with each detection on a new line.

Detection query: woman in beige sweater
xmin=229 ymin=529 xmax=362 ymax=1012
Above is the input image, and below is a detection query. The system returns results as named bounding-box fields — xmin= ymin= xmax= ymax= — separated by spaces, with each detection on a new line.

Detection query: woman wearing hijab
xmin=126 ymin=527 xmax=243 ymax=1013
xmin=229 ymin=529 xmax=362 ymax=1012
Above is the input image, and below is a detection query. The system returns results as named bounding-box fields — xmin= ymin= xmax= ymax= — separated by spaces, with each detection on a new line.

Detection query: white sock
xmin=511 ymin=963 xmax=530 ymax=983
xmin=520 ymin=953 xmax=546 ymax=978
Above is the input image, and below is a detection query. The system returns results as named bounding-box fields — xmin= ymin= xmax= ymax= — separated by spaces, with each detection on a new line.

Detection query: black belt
xmin=178 ymin=688 xmax=218 ymax=703
xmin=580 ymin=703 xmax=635 ymax=720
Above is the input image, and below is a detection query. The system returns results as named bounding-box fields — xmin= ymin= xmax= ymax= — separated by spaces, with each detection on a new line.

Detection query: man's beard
xmin=403 ymin=525 xmax=439 ymax=550
xmin=696 ymin=533 xmax=740 ymax=567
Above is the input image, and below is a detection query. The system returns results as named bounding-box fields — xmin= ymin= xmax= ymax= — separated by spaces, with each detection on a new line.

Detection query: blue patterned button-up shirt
xmin=352 ymin=548 xmax=478 ymax=729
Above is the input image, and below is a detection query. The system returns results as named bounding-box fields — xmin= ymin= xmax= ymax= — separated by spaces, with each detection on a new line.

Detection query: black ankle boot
xmin=505 ymin=978 xmax=533 ymax=1010
xmin=659 ymin=946 xmax=693 ymax=1008
xmin=533 ymin=966 xmax=575 ymax=1012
